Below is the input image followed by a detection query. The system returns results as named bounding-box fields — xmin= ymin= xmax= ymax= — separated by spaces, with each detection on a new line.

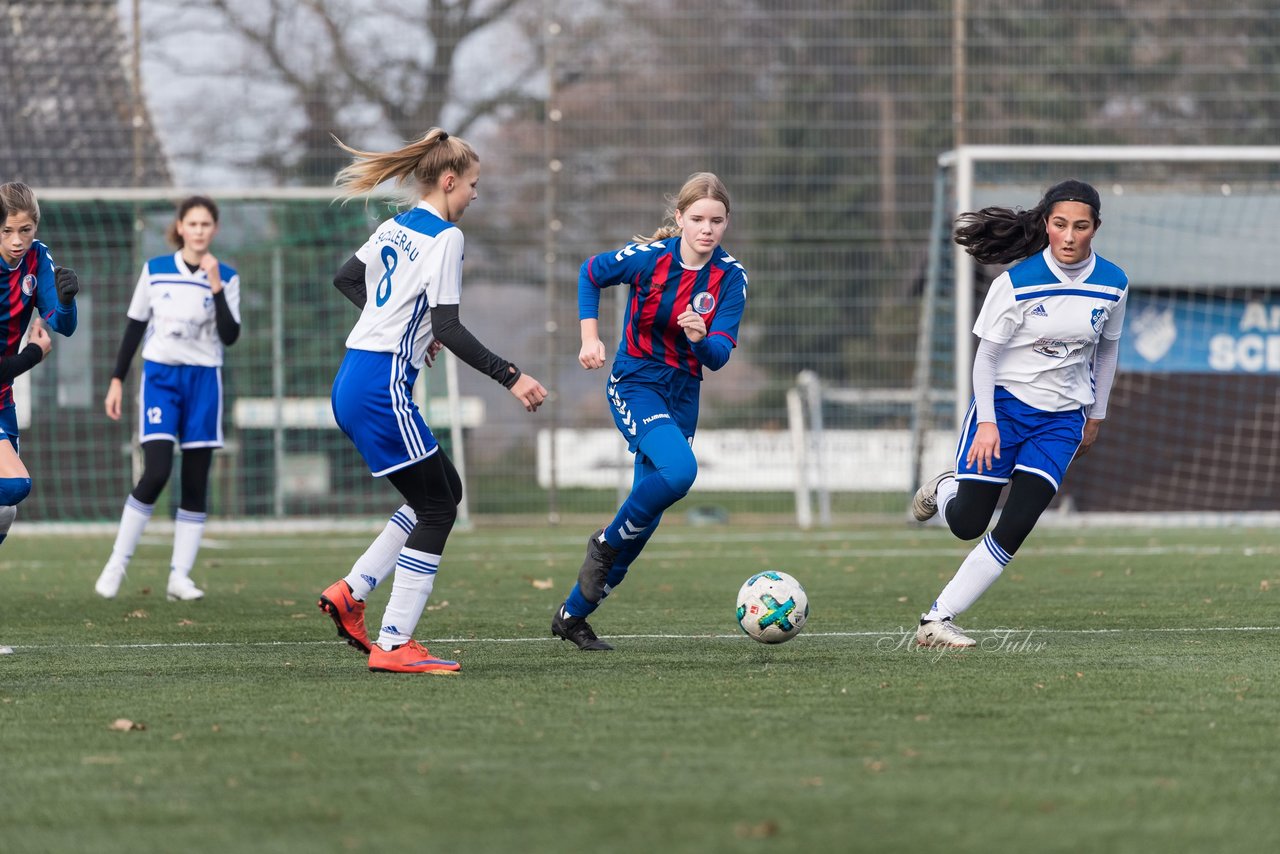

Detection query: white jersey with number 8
xmin=343 ymin=201 xmax=463 ymax=370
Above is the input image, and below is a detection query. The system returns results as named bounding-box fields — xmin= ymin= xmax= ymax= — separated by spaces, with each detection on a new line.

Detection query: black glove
xmin=55 ymin=266 xmax=80 ymax=305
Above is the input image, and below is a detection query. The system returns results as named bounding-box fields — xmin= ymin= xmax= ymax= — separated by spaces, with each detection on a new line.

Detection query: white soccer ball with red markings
xmin=735 ymin=571 xmax=808 ymax=644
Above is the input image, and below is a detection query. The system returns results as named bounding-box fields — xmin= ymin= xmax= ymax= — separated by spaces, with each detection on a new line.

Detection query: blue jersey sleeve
xmin=34 ymin=243 xmax=77 ymax=336
xmin=691 ymin=265 xmax=747 ymax=371
xmin=577 ymin=240 xmax=667 ymax=320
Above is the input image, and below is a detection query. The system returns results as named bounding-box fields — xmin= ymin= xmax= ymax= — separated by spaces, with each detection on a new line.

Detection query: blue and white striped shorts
xmin=332 ymin=348 xmax=438 ymax=477
xmin=955 ymin=386 xmax=1086 ymax=492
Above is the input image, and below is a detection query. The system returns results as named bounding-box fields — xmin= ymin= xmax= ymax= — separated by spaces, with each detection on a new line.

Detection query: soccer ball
xmin=735 ymin=571 xmax=808 ymax=644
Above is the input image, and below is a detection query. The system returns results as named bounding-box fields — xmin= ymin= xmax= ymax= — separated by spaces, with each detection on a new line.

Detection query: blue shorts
xmin=332 ymin=349 xmax=438 ymax=477
xmin=0 ymin=405 xmax=19 ymax=452
xmin=606 ymin=356 xmax=700 ymax=453
xmin=140 ymin=361 xmax=224 ymax=448
xmin=955 ymin=387 xmax=1086 ymax=492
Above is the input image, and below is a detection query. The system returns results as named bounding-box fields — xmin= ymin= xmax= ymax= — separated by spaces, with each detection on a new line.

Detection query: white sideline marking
xmin=5 ymin=625 xmax=1276 ymax=651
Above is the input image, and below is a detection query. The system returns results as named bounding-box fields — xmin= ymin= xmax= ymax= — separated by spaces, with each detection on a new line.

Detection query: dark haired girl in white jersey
xmin=911 ymin=180 xmax=1128 ymax=648
xmin=95 ymin=196 xmax=241 ymax=603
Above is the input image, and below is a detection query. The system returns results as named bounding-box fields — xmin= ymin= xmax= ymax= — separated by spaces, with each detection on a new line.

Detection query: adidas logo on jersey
xmin=1029 ymin=304 xmax=1048 ymax=317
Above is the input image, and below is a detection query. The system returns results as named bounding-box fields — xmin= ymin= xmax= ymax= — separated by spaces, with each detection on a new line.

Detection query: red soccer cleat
xmin=318 ymin=579 xmax=371 ymax=655
xmin=368 ymin=639 xmax=461 ymax=674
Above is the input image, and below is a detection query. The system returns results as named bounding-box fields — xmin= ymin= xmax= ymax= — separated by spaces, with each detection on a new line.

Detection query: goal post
xmin=923 ymin=145 xmax=1280 ymax=517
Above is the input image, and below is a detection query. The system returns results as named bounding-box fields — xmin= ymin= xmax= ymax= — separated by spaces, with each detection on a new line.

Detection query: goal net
xmin=920 ymin=146 xmax=1280 ymax=520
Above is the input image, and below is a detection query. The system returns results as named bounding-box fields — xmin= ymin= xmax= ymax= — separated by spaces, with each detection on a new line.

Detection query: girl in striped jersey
xmin=552 ymin=173 xmax=748 ymax=650
xmin=0 ymin=183 xmax=79 ymax=543
xmin=94 ymin=196 xmax=241 ymax=603
xmin=316 ymin=128 xmax=547 ymax=674
xmin=910 ymin=179 xmax=1128 ymax=648
xmin=0 ymin=183 xmax=80 ymax=655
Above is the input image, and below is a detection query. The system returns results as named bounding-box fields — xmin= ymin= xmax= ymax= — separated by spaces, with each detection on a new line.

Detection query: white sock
xmin=375 ymin=547 xmax=440 ymax=650
xmin=937 ymin=476 xmax=960 ymax=523
xmin=170 ymin=509 xmax=207 ymax=580
xmin=924 ymin=532 xmax=1011 ymax=621
xmin=109 ymin=496 xmax=154 ymax=567
xmin=343 ymin=505 xmax=415 ymax=600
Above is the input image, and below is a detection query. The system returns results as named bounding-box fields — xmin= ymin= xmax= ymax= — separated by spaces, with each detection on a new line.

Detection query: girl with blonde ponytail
xmin=318 ymin=129 xmax=548 ymax=674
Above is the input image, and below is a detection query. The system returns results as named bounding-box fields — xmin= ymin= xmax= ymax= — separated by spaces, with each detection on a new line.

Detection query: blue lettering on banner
xmin=1121 ymin=291 xmax=1280 ymax=373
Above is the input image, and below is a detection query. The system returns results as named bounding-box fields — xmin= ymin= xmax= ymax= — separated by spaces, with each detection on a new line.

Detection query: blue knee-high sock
xmin=563 ymin=444 xmax=677 ymax=619
xmin=601 ymin=425 xmax=696 ymax=549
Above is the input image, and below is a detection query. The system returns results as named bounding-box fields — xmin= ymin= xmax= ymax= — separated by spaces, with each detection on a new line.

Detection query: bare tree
xmin=141 ymin=0 xmax=543 ymax=184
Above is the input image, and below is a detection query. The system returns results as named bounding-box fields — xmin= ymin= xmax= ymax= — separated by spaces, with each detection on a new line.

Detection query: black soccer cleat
xmin=551 ymin=607 xmax=613 ymax=651
xmin=576 ymin=528 xmax=620 ymax=604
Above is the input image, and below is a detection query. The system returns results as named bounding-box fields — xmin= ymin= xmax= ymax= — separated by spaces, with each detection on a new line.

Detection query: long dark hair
xmin=953 ymin=179 xmax=1101 ymax=265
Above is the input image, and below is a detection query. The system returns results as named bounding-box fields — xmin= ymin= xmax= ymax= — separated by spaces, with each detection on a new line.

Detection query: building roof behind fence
xmin=0 ymin=0 xmax=171 ymax=188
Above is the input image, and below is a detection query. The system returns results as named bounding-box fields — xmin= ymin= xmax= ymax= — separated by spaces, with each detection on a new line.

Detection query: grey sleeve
xmin=1088 ymin=335 xmax=1120 ymax=419
xmin=972 ymin=337 xmax=1004 ymax=423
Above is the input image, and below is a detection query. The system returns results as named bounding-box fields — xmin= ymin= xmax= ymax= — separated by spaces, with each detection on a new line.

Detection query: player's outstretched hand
xmin=579 ymin=337 xmax=607 ymax=370
xmin=54 ymin=266 xmax=79 ymax=305
xmin=510 ymin=373 xmax=548 ymax=412
xmin=104 ymin=377 xmax=125 ymax=421
xmin=28 ymin=316 xmax=52 ymax=356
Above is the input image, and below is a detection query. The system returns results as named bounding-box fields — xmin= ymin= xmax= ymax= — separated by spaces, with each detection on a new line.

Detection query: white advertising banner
xmin=537 ymin=428 xmax=955 ymax=492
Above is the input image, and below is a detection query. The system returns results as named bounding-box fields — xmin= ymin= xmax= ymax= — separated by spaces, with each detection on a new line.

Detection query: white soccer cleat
xmin=166 ymin=575 xmax=205 ymax=602
xmin=916 ymin=619 xmax=976 ymax=648
xmin=94 ymin=561 xmax=127 ymax=599
xmin=911 ymin=471 xmax=954 ymax=522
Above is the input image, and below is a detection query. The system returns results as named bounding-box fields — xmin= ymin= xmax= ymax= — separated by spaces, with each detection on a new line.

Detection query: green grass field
xmin=2 ymin=521 xmax=1278 ymax=854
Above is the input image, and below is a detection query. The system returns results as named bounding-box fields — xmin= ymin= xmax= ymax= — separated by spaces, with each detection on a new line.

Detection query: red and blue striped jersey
xmin=0 ymin=239 xmax=78 ymax=407
xmin=578 ymin=238 xmax=748 ymax=379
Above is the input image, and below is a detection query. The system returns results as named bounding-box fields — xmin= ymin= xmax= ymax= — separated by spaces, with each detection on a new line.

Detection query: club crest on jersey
xmin=21 ymin=274 xmax=36 ymax=296
xmin=1091 ymin=307 xmax=1107 ymax=333
xmin=692 ymin=291 xmax=716 ymax=315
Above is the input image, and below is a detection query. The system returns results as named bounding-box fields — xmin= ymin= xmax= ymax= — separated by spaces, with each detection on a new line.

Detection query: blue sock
xmin=561 ymin=506 xmax=664 ymax=619
xmin=563 ymin=583 xmax=597 ymax=618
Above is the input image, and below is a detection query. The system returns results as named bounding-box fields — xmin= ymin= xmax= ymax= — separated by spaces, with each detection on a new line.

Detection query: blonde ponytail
xmin=333 ymin=128 xmax=479 ymax=198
